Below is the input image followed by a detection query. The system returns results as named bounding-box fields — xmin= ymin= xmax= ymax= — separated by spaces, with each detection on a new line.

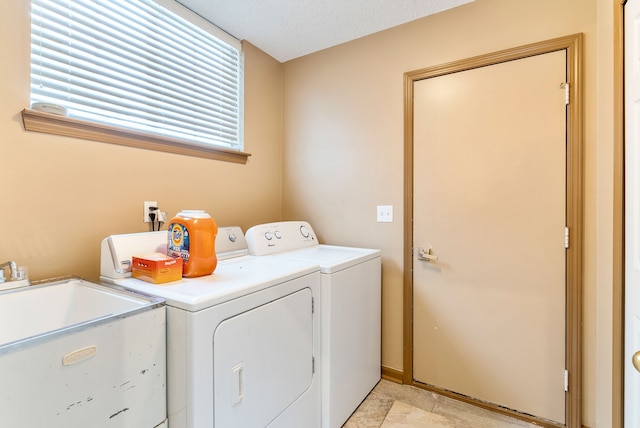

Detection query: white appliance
xmin=100 ymin=227 xmax=322 ymax=428
xmin=245 ymin=221 xmax=381 ymax=428
xmin=0 ymin=278 xmax=167 ymax=428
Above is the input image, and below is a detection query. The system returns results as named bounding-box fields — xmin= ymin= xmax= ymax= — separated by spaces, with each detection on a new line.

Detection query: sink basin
xmin=0 ymin=277 xmax=167 ymax=427
xmin=0 ymin=277 xmax=163 ymax=351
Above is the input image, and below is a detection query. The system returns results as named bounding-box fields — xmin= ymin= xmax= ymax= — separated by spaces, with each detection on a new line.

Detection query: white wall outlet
xmin=377 ymin=205 xmax=393 ymax=223
xmin=143 ymin=201 xmax=158 ymax=223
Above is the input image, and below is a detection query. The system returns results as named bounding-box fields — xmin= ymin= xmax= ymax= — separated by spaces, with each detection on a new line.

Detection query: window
xmin=26 ymin=0 xmax=248 ymax=163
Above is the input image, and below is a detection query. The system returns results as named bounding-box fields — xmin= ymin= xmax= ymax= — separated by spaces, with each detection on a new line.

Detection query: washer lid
xmin=279 ymin=245 xmax=381 ymax=274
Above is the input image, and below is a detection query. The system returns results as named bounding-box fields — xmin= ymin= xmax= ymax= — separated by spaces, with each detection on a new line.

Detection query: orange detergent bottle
xmin=167 ymin=210 xmax=218 ymax=277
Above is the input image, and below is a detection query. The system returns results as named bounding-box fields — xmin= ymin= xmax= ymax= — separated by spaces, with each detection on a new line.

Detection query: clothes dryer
xmin=245 ymin=221 xmax=381 ymax=428
xmin=100 ymin=227 xmax=321 ymax=428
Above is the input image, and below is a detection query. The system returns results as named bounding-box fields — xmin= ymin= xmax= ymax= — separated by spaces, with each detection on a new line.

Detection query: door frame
xmin=614 ymin=1 xmax=627 ymax=427
xmin=403 ymin=34 xmax=584 ymax=428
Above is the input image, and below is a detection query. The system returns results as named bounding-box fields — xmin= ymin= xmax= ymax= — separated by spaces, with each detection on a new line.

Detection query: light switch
xmin=377 ymin=205 xmax=393 ymax=223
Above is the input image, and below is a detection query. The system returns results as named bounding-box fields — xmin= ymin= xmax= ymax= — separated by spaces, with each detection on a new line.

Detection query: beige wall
xmin=1 ymin=0 xmax=616 ymax=425
xmin=282 ymin=0 xmax=612 ymax=425
xmin=0 ymin=4 xmax=284 ymax=282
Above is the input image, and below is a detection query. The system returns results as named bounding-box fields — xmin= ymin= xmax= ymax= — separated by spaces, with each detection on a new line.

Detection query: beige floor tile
xmin=371 ymin=380 xmax=438 ymax=412
xmin=344 ymin=380 xmax=542 ymax=428
xmin=343 ymin=390 xmax=395 ymax=428
xmin=380 ymin=401 xmax=455 ymax=428
xmin=431 ymin=395 xmax=536 ymax=428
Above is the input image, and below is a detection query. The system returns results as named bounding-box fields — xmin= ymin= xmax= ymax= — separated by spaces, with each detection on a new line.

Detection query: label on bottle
xmin=168 ymin=223 xmax=190 ymax=262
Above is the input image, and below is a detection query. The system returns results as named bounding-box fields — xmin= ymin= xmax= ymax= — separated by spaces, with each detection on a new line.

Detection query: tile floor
xmin=343 ymin=379 xmax=541 ymax=428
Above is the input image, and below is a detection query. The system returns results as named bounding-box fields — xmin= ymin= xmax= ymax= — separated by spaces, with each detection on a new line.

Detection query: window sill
xmin=21 ymin=109 xmax=251 ymax=164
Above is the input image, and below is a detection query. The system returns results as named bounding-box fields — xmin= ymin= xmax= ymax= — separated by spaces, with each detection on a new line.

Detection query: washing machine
xmin=100 ymin=227 xmax=321 ymax=428
xmin=245 ymin=221 xmax=381 ymax=428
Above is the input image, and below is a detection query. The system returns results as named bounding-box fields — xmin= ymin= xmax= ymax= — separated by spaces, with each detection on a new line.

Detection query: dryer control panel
xmin=245 ymin=221 xmax=318 ymax=256
xmin=216 ymin=226 xmax=249 ymax=260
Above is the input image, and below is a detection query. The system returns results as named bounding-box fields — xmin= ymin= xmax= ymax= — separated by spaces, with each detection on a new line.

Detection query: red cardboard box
xmin=132 ymin=253 xmax=183 ymax=284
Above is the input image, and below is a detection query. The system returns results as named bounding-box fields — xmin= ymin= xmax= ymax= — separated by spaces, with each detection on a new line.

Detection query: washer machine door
xmin=214 ymin=288 xmax=314 ymax=427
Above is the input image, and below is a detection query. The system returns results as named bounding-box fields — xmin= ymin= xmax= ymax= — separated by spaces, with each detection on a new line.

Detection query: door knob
xmin=418 ymin=247 xmax=438 ymax=262
xmin=633 ymin=351 xmax=640 ymax=373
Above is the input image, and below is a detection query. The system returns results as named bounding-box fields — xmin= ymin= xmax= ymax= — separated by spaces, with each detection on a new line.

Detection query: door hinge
xmin=312 ymin=356 xmax=315 ymax=374
xmin=564 ymin=369 xmax=569 ymax=392
xmin=560 ymin=82 xmax=570 ymax=105
xmin=312 ymin=297 xmax=315 ymax=314
xmin=564 ymin=227 xmax=569 ymax=249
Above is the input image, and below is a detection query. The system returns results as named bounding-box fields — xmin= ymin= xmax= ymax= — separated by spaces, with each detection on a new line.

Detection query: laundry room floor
xmin=343 ymin=379 xmax=542 ymax=428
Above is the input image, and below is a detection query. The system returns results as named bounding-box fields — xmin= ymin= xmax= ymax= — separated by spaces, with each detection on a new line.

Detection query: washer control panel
xmin=245 ymin=221 xmax=318 ymax=256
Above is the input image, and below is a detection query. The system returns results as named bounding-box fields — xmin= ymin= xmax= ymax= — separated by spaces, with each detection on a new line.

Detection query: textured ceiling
xmin=176 ymin=0 xmax=474 ymax=62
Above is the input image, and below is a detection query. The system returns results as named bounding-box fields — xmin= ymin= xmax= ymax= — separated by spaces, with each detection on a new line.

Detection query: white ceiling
xmin=176 ymin=0 xmax=474 ymax=62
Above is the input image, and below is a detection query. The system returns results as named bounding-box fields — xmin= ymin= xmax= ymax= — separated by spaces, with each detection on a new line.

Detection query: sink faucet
xmin=0 ymin=261 xmax=20 ymax=282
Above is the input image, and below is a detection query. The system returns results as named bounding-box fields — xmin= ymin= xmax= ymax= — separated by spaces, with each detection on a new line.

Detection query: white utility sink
xmin=0 ymin=277 xmax=168 ymax=427
xmin=0 ymin=277 xmax=162 ymax=349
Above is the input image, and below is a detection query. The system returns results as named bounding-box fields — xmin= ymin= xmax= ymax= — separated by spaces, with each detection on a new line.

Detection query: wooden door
xmin=625 ymin=0 xmax=640 ymax=424
xmin=412 ymin=51 xmax=567 ymax=423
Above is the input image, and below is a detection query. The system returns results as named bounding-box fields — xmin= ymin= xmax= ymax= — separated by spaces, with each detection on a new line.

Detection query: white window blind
xmin=30 ymin=0 xmax=244 ymax=151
